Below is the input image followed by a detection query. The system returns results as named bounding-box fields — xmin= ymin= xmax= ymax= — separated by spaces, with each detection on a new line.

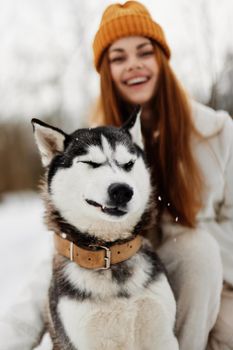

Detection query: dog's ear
xmin=122 ymin=105 xmax=144 ymax=149
xmin=31 ymin=118 xmax=67 ymax=167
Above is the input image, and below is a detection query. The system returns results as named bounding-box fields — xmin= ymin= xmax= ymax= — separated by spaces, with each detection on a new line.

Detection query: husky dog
xmin=32 ymin=109 xmax=178 ymax=350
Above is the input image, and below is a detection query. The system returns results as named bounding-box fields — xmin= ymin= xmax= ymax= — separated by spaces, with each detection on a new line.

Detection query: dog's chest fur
xmin=48 ymin=240 xmax=174 ymax=350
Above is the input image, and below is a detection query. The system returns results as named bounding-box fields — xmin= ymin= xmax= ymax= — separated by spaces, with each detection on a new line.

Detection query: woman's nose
xmin=126 ymin=57 xmax=143 ymax=71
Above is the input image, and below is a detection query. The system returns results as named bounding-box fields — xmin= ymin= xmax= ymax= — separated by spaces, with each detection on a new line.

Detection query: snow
xmin=0 ymin=192 xmax=50 ymax=315
xmin=35 ymin=333 xmax=52 ymax=350
xmin=0 ymin=192 xmax=53 ymax=348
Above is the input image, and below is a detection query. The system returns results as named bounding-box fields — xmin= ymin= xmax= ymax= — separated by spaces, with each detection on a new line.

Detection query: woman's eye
xmin=80 ymin=161 xmax=101 ymax=168
xmin=109 ymin=56 xmax=125 ymax=63
xmin=122 ymin=160 xmax=135 ymax=171
xmin=140 ymin=51 xmax=154 ymax=57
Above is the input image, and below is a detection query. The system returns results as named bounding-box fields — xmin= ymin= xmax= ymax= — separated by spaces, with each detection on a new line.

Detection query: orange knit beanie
xmin=93 ymin=1 xmax=171 ymax=72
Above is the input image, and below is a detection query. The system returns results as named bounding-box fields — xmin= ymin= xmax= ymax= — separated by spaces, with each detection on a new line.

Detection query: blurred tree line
xmin=0 ymin=0 xmax=98 ymax=195
xmin=1 ymin=57 xmax=232 ymax=195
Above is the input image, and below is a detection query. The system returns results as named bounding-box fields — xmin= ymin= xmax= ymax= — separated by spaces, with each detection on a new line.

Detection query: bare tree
xmin=208 ymin=51 xmax=233 ymax=116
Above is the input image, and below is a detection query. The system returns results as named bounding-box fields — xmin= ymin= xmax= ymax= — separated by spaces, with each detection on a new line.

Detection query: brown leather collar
xmin=54 ymin=234 xmax=142 ymax=270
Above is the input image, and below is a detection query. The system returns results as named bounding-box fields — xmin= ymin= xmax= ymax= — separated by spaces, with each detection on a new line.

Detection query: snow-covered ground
xmin=0 ymin=192 xmax=51 ymax=316
xmin=0 ymin=192 xmax=53 ymax=349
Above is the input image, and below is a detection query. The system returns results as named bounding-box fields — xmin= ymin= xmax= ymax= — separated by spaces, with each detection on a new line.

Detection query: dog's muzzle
xmin=85 ymin=183 xmax=133 ymax=217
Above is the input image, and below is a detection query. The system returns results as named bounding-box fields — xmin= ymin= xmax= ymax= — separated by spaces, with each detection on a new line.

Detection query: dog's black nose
xmin=108 ymin=183 xmax=133 ymax=206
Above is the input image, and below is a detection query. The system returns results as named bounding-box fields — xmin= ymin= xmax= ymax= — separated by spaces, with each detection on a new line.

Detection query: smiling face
xmin=108 ymin=36 xmax=159 ymax=106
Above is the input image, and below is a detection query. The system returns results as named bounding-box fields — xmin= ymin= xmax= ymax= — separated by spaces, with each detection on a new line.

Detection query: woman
xmin=1 ymin=1 xmax=233 ymax=350
xmin=91 ymin=2 xmax=233 ymax=349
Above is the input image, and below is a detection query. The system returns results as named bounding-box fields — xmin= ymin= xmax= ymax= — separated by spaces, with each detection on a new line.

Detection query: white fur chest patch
xmin=58 ymin=297 xmax=136 ymax=350
xmin=58 ymin=273 xmax=177 ymax=350
xmin=64 ymin=251 xmax=151 ymax=300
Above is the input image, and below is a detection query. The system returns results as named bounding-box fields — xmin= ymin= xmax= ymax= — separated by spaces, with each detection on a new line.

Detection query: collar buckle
xmin=100 ymin=245 xmax=111 ymax=269
xmin=90 ymin=245 xmax=111 ymax=270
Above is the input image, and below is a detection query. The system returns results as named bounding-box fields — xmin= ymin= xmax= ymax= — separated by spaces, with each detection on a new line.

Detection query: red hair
xmin=90 ymin=44 xmax=204 ymax=228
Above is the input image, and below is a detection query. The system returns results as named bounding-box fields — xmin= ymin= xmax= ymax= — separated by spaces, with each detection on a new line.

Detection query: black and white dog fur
xmin=32 ymin=110 xmax=178 ymax=350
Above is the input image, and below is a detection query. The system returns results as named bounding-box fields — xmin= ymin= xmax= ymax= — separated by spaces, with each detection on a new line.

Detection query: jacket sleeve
xmin=200 ymin=116 xmax=233 ymax=285
xmin=0 ymin=257 xmax=52 ymax=350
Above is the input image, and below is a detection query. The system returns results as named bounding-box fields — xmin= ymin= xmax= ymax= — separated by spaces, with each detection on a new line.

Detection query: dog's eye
xmin=122 ymin=160 xmax=135 ymax=171
xmin=80 ymin=161 xmax=101 ymax=168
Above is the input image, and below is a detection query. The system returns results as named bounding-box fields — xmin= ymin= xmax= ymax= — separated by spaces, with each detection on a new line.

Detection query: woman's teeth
xmin=126 ymin=77 xmax=149 ymax=86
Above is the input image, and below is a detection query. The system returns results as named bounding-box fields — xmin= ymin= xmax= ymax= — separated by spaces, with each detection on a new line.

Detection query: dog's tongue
xmin=101 ymin=206 xmax=126 ymax=217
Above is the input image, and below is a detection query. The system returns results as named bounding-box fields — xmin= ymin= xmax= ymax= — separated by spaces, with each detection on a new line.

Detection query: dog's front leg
xmin=134 ymin=276 xmax=179 ymax=350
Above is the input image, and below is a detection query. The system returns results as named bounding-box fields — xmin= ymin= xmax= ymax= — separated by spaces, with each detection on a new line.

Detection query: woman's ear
xmin=31 ymin=118 xmax=67 ymax=167
xmin=122 ymin=106 xmax=144 ymax=149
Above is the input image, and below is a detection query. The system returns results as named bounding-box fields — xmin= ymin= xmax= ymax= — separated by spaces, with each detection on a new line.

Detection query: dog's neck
xmin=51 ymin=210 xmax=136 ymax=248
xmin=41 ymin=187 xmax=158 ymax=269
xmin=45 ymin=205 xmax=155 ymax=249
xmin=44 ymin=199 xmax=146 ymax=269
xmin=54 ymin=208 xmax=159 ymax=249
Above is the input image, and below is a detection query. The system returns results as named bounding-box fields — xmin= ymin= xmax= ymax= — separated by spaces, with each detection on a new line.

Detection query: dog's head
xmin=32 ymin=109 xmax=152 ymax=241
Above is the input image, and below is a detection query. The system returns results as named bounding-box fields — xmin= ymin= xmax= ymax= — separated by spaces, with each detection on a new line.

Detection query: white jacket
xmin=0 ymin=101 xmax=232 ymax=349
xmin=162 ymin=100 xmax=233 ymax=285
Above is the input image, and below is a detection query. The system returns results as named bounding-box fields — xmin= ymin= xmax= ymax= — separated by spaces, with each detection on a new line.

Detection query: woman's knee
xmin=157 ymin=229 xmax=224 ymax=347
xmin=207 ymin=285 xmax=233 ymax=350
xmin=157 ymin=229 xmax=223 ymax=297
